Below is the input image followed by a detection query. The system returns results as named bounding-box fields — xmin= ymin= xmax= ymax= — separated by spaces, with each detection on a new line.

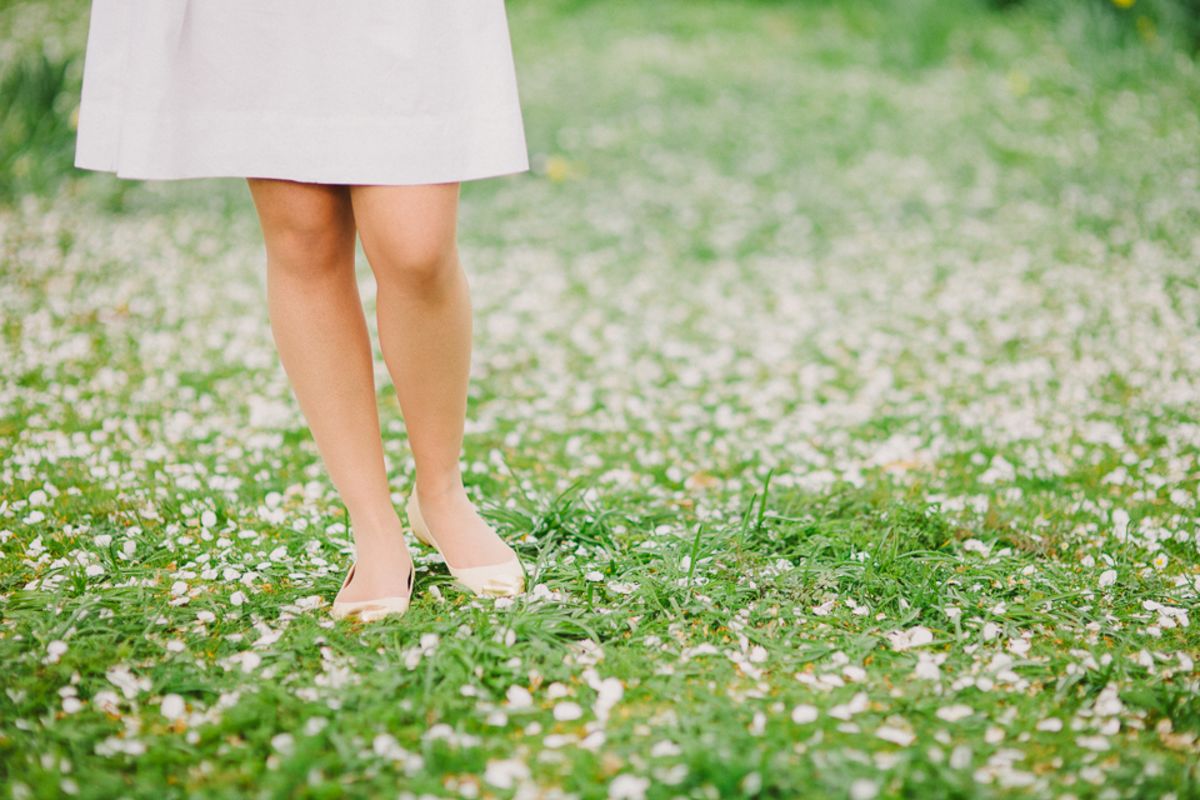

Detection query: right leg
xmin=246 ymin=177 xmax=412 ymax=603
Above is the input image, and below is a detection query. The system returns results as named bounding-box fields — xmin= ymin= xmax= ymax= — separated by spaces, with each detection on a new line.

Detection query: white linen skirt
xmin=73 ymin=0 xmax=530 ymax=184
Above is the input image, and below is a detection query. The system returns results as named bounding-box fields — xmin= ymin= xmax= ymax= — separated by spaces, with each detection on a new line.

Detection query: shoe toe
xmin=333 ymin=597 xmax=410 ymax=622
xmin=469 ymin=562 xmax=526 ymax=597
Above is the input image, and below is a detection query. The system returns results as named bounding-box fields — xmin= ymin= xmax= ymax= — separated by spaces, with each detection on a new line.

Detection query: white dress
xmin=73 ymin=0 xmax=530 ymax=184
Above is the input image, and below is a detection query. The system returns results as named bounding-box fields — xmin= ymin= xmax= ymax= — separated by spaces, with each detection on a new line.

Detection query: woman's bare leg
xmin=246 ymin=177 xmax=413 ymax=603
xmin=349 ymin=182 xmax=517 ymax=569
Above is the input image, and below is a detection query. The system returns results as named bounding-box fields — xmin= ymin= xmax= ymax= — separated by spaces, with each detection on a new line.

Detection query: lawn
xmin=1 ymin=0 xmax=1199 ymax=797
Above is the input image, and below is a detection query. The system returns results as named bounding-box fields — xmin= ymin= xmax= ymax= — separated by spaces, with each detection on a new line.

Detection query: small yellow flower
xmin=1136 ymin=15 xmax=1157 ymax=43
xmin=544 ymin=154 xmax=574 ymax=183
xmin=1112 ymin=0 xmax=1135 ymax=8
xmin=1006 ymin=69 xmax=1030 ymax=97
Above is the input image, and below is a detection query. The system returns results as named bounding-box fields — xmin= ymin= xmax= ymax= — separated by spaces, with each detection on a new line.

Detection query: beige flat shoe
xmin=406 ymin=488 xmax=526 ymax=597
xmin=330 ymin=561 xmax=414 ymax=622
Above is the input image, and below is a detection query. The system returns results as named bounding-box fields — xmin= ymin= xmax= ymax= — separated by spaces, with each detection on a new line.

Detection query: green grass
xmin=1 ymin=0 xmax=1199 ymax=798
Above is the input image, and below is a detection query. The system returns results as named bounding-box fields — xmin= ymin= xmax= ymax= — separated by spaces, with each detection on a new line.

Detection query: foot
xmin=413 ymin=485 xmax=519 ymax=570
xmin=335 ymin=516 xmax=415 ymax=604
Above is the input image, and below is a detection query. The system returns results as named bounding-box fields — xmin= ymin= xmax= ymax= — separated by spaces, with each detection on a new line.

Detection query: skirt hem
xmin=71 ymin=157 xmax=532 ymax=186
xmin=72 ymin=102 xmax=531 ymax=186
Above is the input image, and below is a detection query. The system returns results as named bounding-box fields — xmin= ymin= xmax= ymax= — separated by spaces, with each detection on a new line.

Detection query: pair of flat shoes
xmin=331 ymin=489 xmax=526 ymax=621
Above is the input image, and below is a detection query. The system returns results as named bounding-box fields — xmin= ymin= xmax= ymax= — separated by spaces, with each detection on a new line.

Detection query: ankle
xmin=414 ymin=476 xmax=466 ymax=502
xmin=348 ymin=510 xmax=404 ymax=541
xmin=350 ymin=537 xmax=411 ymax=569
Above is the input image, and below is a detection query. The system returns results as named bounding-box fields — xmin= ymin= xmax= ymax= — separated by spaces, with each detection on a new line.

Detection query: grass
xmin=1 ymin=0 xmax=1199 ymax=798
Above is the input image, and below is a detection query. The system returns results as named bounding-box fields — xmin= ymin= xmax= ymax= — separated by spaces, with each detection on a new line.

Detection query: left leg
xmin=348 ymin=182 xmax=517 ymax=569
xmin=246 ymin=177 xmax=412 ymax=605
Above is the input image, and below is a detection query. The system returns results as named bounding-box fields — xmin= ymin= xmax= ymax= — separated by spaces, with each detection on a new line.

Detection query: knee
xmin=368 ymin=233 xmax=458 ymax=292
xmin=264 ymin=216 xmax=351 ymax=278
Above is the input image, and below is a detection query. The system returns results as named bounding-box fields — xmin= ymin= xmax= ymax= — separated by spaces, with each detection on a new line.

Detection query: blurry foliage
xmin=0 ymin=49 xmax=78 ymax=203
xmin=1033 ymin=0 xmax=1200 ymax=52
xmin=0 ymin=0 xmax=1196 ymax=206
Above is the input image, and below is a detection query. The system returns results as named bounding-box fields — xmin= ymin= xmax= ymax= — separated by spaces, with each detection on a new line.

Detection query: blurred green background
xmin=0 ymin=0 xmax=1197 ymax=207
